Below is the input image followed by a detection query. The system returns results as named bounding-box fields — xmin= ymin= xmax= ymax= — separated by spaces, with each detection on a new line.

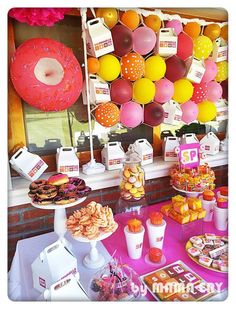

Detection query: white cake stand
xmin=31 ymin=197 xmax=86 ymax=244
xmin=172 ymin=186 xmax=203 ymax=198
xmin=73 ymin=232 xmax=113 ymax=269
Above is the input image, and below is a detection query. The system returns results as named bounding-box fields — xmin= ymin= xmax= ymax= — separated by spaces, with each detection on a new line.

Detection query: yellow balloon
xmin=197 ymin=100 xmax=217 ymax=123
xmin=173 ymin=79 xmax=194 ymax=103
xmin=145 ymin=55 xmax=166 ymax=81
xmin=96 ymin=8 xmax=118 ymax=29
xmin=98 ymin=54 xmax=121 ymax=81
xmin=215 ymin=61 xmax=228 ymax=82
xmin=133 ymin=78 xmax=156 ymax=104
xmin=193 ymin=35 xmax=213 ymax=59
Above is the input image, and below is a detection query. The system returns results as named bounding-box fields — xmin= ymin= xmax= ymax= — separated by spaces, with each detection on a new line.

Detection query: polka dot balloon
xmin=95 ymin=102 xmax=120 ymax=127
xmin=191 ymin=82 xmax=208 ymax=103
xmin=120 ymin=52 xmax=145 ymax=81
xmin=215 ymin=61 xmax=228 ymax=82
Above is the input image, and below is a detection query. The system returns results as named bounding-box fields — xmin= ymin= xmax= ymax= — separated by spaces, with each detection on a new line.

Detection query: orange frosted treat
xmin=189 ymin=210 xmax=198 ymax=222
xmin=127 ymin=218 xmax=142 ymax=233
xmin=149 ymin=212 xmax=163 ymax=225
xmin=173 ymin=201 xmax=189 ymax=215
xmin=161 ymin=204 xmax=172 ymax=216
xmin=169 ymin=209 xmax=179 ymax=221
xmin=187 ymin=197 xmax=202 ymax=210
xmin=203 ymin=189 xmax=215 ymax=201
xmin=172 ymin=195 xmax=187 ymax=204
xmin=176 ymin=212 xmax=190 ymax=224
xmin=197 ymin=208 xmax=206 ymax=219
xmin=219 ymin=186 xmax=228 ymax=196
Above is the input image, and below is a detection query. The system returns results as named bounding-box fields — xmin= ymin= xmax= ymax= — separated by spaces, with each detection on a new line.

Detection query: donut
xmin=32 ymin=195 xmax=54 ymax=205
xmin=68 ymin=177 xmax=86 ymax=190
xmin=54 ymin=193 xmax=77 ymax=205
xmin=77 ymin=186 xmax=92 ymax=198
xmin=36 ymin=184 xmax=58 ymax=199
xmin=29 ymin=179 xmax=48 ymax=193
xmin=48 ymin=173 xmax=69 ymax=186
xmin=58 ymin=183 xmax=77 ymax=195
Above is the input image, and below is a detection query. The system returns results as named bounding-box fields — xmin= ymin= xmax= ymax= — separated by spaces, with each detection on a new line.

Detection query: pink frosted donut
xmin=48 ymin=173 xmax=69 ymax=186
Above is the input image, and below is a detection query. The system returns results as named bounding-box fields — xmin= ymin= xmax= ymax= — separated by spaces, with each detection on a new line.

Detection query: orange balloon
xmin=183 ymin=22 xmax=201 ymax=39
xmin=121 ymin=10 xmax=140 ymax=30
xmin=120 ymin=52 xmax=145 ymax=81
xmin=87 ymin=57 xmax=100 ymax=74
xmin=96 ymin=8 xmax=118 ymax=29
xmin=144 ymin=14 xmax=162 ymax=32
xmin=95 ymin=102 xmax=120 ymax=127
xmin=204 ymin=23 xmax=221 ymax=40
xmin=220 ymin=24 xmax=228 ymax=41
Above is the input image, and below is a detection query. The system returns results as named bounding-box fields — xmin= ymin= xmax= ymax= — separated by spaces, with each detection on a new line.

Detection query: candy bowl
xmin=88 ymin=258 xmax=142 ymax=301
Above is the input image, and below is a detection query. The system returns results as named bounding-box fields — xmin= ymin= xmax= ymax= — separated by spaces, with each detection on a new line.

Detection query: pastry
xmin=203 ymin=189 xmax=215 ymax=201
xmin=160 ymin=204 xmax=172 ymax=216
xmin=173 ymin=201 xmax=189 ymax=215
xmin=187 ymin=197 xmax=202 ymax=210
xmin=48 ymin=173 xmax=69 ymax=186
xmin=148 ymin=247 xmax=162 ymax=263
xmin=149 ymin=212 xmax=163 ymax=225
xmin=36 ymin=184 xmax=58 ymax=199
xmin=196 ymin=208 xmax=206 ymax=219
xmin=127 ymin=218 xmax=142 ymax=233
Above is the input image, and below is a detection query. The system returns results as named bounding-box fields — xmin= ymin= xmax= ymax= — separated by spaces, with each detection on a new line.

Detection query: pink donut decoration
xmin=10 ymin=38 xmax=83 ymax=111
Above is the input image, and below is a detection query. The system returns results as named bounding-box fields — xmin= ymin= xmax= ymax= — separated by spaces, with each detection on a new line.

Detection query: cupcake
xmin=219 ymin=186 xmax=228 ymax=197
xmin=127 ymin=218 xmax=142 ymax=233
xmin=203 ymin=189 xmax=215 ymax=201
xmin=148 ymin=247 xmax=162 ymax=263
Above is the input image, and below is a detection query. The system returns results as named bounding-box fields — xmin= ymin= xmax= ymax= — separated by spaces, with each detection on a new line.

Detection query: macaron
xmin=129 ymin=176 xmax=136 ymax=184
xmin=125 ymin=182 xmax=133 ymax=190
xmin=134 ymin=181 xmax=142 ymax=188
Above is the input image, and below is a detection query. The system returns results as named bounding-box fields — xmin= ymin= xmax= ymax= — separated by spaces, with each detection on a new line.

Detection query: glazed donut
xmin=68 ymin=177 xmax=86 ymax=190
xmin=36 ymin=184 xmax=58 ymax=199
xmin=32 ymin=195 xmax=54 ymax=205
xmin=29 ymin=179 xmax=48 ymax=193
xmin=77 ymin=186 xmax=92 ymax=198
xmin=58 ymin=183 xmax=77 ymax=195
xmin=54 ymin=193 xmax=77 ymax=205
xmin=48 ymin=173 xmax=69 ymax=186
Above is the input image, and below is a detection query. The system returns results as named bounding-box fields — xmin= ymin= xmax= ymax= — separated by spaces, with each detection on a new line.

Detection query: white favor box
xmin=31 ymin=240 xmax=78 ymax=293
xmin=210 ymin=38 xmax=228 ymax=63
xmin=162 ymin=100 xmax=183 ymax=125
xmin=200 ymin=132 xmax=220 ymax=155
xmin=181 ymin=133 xmax=199 ymax=145
xmin=43 ymin=273 xmax=89 ymax=301
xmin=89 ymin=74 xmax=111 ymax=104
xmin=9 ymin=146 xmax=48 ymax=181
xmin=163 ymin=136 xmax=180 ymax=161
xmin=56 ymin=147 xmax=79 ymax=176
xmin=86 ymin=18 xmax=114 ymax=57
xmin=185 ymin=57 xmax=205 ymax=84
xmin=101 ymin=142 xmax=125 ymax=170
xmin=133 ymin=139 xmax=153 ymax=166
xmin=215 ymin=99 xmax=228 ymax=121
xmin=156 ymin=28 xmax=178 ymax=57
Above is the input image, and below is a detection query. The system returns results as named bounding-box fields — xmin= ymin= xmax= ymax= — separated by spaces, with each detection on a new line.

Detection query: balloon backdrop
xmin=10 ymin=38 xmax=83 ymax=112
xmin=133 ymin=78 xmax=156 ymax=104
xmin=144 ymin=55 xmax=166 ymax=81
xmin=193 ymin=35 xmax=213 ymax=59
xmin=197 ymin=100 xmax=217 ymax=123
xmin=110 ymin=79 xmax=133 ymax=104
xmin=220 ymin=25 xmax=228 ymax=41
xmin=181 ymin=100 xmax=199 ymax=124
xmin=191 ymin=82 xmax=208 ymax=103
xmin=87 ymin=57 xmax=100 ymax=74
xmin=173 ymin=79 xmax=194 ymax=103
xmin=95 ymin=102 xmax=120 ymax=127
xmin=144 ymin=14 xmax=162 ymax=32
xmin=183 ymin=22 xmax=201 ymax=39
xmin=165 ymin=55 xmax=187 ymax=82
xmin=111 ymin=25 xmax=133 ymax=57
xmin=221 ymin=79 xmax=228 ymax=100
xmin=215 ymin=61 xmax=228 ymax=82
xmin=201 ymin=59 xmax=218 ymax=83
xmin=207 ymin=81 xmax=223 ymax=101
xmin=204 ymin=24 xmax=221 ymax=41
xmin=133 ymin=26 xmax=156 ymax=55
xmin=176 ymin=32 xmax=193 ymax=61
xmin=166 ymin=19 xmax=183 ymax=35
xmin=96 ymin=8 xmax=118 ymax=29
xmin=120 ymin=10 xmax=140 ymax=30
xmin=120 ymin=101 xmax=143 ymax=128
xmin=154 ymin=79 xmax=174 ymax=103
xmin=144 ymin=102 xmax=164 ymax=127
xmin=98 ymin=54 xmax=120 ymax=81
xmin=120 ymin=52 xmax=145 ymax=81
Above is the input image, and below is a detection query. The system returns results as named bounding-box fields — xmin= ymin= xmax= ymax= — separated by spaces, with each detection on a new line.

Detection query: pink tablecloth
xmin=102 ymin=200 xmax=228 ymax=300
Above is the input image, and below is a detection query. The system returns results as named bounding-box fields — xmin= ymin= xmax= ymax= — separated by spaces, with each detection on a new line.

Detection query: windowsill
xmin=8 ymin=152 xmax=228 ymax=207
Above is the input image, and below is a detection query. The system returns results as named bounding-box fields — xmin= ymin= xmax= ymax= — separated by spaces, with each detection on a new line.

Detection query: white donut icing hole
xmin=34 ymin=57 xmax=64 ymax=85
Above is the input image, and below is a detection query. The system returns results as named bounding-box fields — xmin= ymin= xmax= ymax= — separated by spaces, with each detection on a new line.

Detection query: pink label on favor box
xmin=178 ymin=143 xmax=200 ymax=169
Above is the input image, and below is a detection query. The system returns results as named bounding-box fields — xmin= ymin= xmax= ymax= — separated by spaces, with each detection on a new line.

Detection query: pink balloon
xmin=207 ymin=81 xmax=223 ymax=101
xmin=120 ymin=101 xmax=143 ymax=128
xmin=154 ymin=78 xmax=174 ymax=103
xmin=166 ymin=19 xmax=183 ymax=35
xmin=133 ymin=26 xmax=156 ymax=55
xmin=181 ymin=100 xmax=199 ymax=124
xmin=191 ymin=83 xmax=208 ymax=103
xmin=201 ymin=59 xmax=218 ymax=83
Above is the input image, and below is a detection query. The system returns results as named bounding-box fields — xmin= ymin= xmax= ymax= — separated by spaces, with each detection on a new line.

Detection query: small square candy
xmin=199 ymin=256 xmax=213 ymax=267
xmin=214 ymin=239 xmax=224 ymax=247
xmin=205 ymin=233 xmax=216 ymax=240
xmin=221 ymin=236 xmax=228 ymax=243
xmin=193 ymin=242 xmax=205 ymax=251
xmin=218 ymin=260 xmax=228 ymax=272
xmin=212 ymin=260 xmax=220 ymax=269
xmin=190 ymin=236 xmax=203 ymax=245
xmin=203 ymin=238 xmax=214 ymax=246
xmin=188 ymin=247 xmax=201 ymax=257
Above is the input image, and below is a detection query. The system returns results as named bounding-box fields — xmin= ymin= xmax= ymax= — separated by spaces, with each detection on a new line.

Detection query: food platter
xmin=30 ymin=197 xmax=86 ymax=210
xmin=172 ymin=186 xmax=203 ymax=197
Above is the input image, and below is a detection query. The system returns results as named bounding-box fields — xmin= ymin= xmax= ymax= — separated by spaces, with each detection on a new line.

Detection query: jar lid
xmin=125 ymin=144 xmax=141 ymax=164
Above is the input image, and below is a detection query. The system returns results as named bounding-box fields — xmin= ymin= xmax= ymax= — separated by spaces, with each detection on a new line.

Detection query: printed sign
xmin=178 ymin=143 xmax=200 ymax=169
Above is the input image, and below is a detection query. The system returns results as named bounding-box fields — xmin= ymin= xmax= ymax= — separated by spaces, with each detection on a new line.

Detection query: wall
xmin=8 ymin=164 xmax=228 ymax=269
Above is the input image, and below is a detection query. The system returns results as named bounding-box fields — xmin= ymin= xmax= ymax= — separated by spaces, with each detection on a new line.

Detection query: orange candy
xmin=220 ymin=25 xmax=228 ymax=41
xmin=204 ymin=23 xmax=221 ymax=41
xmin=121 ymin=10 xmax=140 ymax=30
xmin=183 ymin=22 xmax=201 ymax=39
xmin=120 ymin=52 xmax=145 ymax=81
xmin=95 ymin=102 xmax=120 ymax=127
xmin=144 ymin=14 xmax=162 ymax=32
xmin=127 ymin=218 xmax=142 ymax=233
xmin=87 ymin=57 xmax=100 ymax=74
